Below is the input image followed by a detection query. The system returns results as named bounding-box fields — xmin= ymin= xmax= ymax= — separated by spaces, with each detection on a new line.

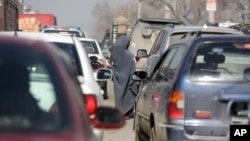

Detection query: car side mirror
xmin=89 ymin=56 xmax=98 ymax=62
xmin=96 ymin=68 xmax=112 ymax=80
xmin=132 ymin=71 xmax=148 ymax=81
xmin=92 ymin=106 xmax=125 ymax=129
xmin=137 ymin=49 xmax=148 ymax=58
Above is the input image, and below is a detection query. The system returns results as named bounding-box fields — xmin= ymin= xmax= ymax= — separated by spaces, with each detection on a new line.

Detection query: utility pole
xmin=136 ymin=0 xmax=142 ymax=19
xmin=208 ymin=11 xmax=215 ymax=23
xmin=206 ymin=0 xmax=216 ymax=23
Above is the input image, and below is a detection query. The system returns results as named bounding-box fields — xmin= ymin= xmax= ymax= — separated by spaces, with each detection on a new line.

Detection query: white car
xmin=78 ymin=37 xmax=109 ymax=100
xmin=0 ymin=31 xmax=109 ymax=140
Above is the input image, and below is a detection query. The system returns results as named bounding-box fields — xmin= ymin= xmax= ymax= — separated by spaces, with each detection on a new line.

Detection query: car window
xmin=169 ymin=32 xmax=189 ymax=46
xmin=152 ymin=48 xmax=177 ymax=81
xmin=80 ymin=40 xmax=99 ymax=54
xmin=51 ymin=42 xmax=82 ymax=76
xmin=153 ymin=46 xmax=185 ymax=82
xmin=190 ymin=42 xmax=250 ymax=81
xmin=44 ymin=30 xmax=81 ymax=37
xmin=150 ymin=30 xmax=164 ymax=55
xmin=0 ymin=45 xmax=69 ymax=132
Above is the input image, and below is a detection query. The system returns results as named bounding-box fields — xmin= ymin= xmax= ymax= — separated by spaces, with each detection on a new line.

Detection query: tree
xmin=91 ymin=0 xmax=250 ymax=41
xmin=91 ymin=1 xmax=115 ymax=40
xmin=145 ymin=0 xmax=207 ymax=25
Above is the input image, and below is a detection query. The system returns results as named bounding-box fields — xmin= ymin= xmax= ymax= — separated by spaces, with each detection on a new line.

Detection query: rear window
xmin=80 ymin=40 xmax=99 ymax=54
xmin=51 ymin=42 xmax=82 ymax=76
xmin=0 ymin=45 xmax=70 ymax=132
xmin=43 ymin=30 xmax=81 ymax=37
xmin=190 ymin=42 xmax=250 ymax=81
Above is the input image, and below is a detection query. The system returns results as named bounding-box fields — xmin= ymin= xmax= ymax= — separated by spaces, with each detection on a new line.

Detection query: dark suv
xmin=139 ymin=25 xmax=244 ymax=78
xmin=128 ymin=18 xmax=185 ymax=71
xmin=132 ymin=34 xmax=250 ymax=141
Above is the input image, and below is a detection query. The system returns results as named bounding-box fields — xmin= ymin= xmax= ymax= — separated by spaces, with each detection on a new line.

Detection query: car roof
xmin=134 ymin=18 xmax=185 ymax=24
xmin=171 ymin=34 xmax=249 ymax=48
xmin=42 ymin=26 xmax=82 ymax=30
xmin=0 ymin=31 xmax=76 ymax=43
xmin=78 ymin=37 xmax=96 ymax=42
xmin=0 ymin=33 xmax=75 ymax=74
xmin=163 ymin=25 xmax=243 ymax=34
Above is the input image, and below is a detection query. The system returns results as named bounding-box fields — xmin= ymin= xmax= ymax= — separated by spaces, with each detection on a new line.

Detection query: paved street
xmin=103 ymin=80 xmax=134 ymax=141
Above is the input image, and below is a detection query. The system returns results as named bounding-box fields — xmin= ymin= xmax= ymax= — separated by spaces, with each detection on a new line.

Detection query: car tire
xmin=102 ymin=81 xmax=108 ymax=100
xmin=134 ymin=115 xmax=140 ymax=141
xmin=134 ymin=114 xmax=147 ymax=141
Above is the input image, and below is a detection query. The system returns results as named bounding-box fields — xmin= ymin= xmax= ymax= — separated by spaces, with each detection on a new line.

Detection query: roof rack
xmin=179 ymin=30 xmax=202 ymax=40
xmin=194 ymin=30 xmax=202 ymax=37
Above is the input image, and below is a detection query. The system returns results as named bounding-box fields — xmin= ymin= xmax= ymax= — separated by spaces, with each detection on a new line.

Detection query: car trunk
xmin=182 ymin=81 xmax=250 ymax=137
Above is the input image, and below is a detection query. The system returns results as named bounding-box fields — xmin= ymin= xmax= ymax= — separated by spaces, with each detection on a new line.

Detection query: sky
xmin=23 ymin=0 xmax=132 ymax=38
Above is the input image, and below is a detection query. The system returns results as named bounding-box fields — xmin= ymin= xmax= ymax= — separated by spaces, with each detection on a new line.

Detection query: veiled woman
xmin=110 ymin=35 xmax=140 ymax=119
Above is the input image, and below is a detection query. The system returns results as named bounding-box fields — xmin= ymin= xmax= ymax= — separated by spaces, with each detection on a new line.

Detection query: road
xmin=103 ymin=80 xmax=135 ymax=141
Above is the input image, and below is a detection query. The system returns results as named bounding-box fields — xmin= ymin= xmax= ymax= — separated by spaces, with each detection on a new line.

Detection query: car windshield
xmin=51 ymin=42 xmax=82 ymax=76
xmin=80 ymin=40 xmax=99 ymax=54
xmin=190 ymin=42 xmax=250 ymax=81
xmin=0 ymin=45 xmax=70 ymax=132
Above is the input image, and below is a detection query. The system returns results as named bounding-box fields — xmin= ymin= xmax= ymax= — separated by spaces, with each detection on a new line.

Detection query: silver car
xmin=78 ymin=37 xmax=109 ymax=100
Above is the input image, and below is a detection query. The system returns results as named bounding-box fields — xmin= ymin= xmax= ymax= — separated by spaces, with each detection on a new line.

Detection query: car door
xmin=138 ymin=47 xmax=183 ymax=133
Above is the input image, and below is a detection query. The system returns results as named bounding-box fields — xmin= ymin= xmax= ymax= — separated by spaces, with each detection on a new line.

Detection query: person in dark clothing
xmin=110 ymin=35 xmax=142 ymax=119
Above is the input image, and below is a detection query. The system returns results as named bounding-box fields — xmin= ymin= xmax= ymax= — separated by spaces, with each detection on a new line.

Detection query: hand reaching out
xmin=135 ymin=55 xmax=144 ymax=61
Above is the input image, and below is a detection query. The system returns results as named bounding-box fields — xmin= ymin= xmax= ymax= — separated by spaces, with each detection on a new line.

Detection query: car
xmin=40 ymin=25 xmax=86 ymax=37
xmin=132 ymin=34 xmax=250 ymax=141
xmin=127 ymin=18 xmax=185 ymax=71
xmin=138 ymin=25 xmax=244 ymax=79
xmin=78 ymin=37 xmax=109 ymax=100
xmin=226 ymin=99 xmax=250 ymax=141
xmin=0 ymin=31 xmax=108 ymax=140
xmin=0 ymin=34 xmax=125 ymax=141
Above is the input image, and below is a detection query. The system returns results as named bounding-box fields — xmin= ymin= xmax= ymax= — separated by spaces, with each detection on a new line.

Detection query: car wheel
xmin=134 ymin=114 xmax=147 ymax=141
xmin=134 ymin=114 xmax=141 ymax=141
xmin=150 ymin=126 xmax=156 ymax=141
xmin=102 ymin=81 xmax=108 ymax=100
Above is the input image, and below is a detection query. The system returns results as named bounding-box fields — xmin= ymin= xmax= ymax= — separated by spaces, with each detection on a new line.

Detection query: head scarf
xmin=110 ymin=35 xmax=131 ymax=62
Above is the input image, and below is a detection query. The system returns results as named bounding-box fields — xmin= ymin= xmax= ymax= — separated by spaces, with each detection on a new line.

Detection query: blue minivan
xmin=133 ymin=34 xmax=250 ymax=141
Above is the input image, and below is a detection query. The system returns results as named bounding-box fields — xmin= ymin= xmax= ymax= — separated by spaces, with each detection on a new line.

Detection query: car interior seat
xmin=193 ymin=53 xmax=225 ymax=77
xmin=0 ymin=60 xmax=41 ymax=121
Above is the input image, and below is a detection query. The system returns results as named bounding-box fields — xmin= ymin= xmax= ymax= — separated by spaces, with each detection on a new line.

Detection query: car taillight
xmin=83 ymin=94 xmax=97 ymax=116
xmin=92 ymin=59 xmax=104 ymax=72
xmin=167 ymin=90 xmax=184 ymax=119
